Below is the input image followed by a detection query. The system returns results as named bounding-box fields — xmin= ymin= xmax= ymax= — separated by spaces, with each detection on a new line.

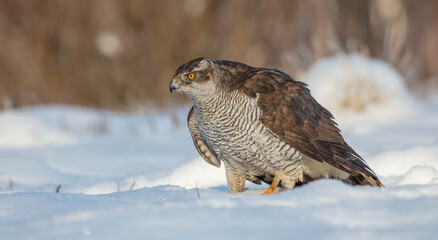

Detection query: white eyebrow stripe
xmin=191 ymin=60 xmax=209 ymax=72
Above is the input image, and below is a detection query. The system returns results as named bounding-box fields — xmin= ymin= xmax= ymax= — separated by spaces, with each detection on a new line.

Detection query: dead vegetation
xmin=0 ymin=0 xmax=436 ymax=111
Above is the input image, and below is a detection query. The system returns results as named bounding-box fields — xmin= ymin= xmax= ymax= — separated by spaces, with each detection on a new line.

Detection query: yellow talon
xmin=262 ymin=172 xmax=282 ymax=195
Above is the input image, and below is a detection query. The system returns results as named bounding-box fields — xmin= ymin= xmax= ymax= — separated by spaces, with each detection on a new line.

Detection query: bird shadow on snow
xmin=210 ymin=185 xmax=229 ymax=192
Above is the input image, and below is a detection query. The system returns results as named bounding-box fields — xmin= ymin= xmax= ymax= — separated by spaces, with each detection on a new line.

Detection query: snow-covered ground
xmin=1 ymin=55 xmax=438 ymax=239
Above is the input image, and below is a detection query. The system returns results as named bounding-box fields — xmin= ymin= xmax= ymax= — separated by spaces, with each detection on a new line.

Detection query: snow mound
xmin=0 ymin=110 xmax=75 ymax=148
xmin=138 ymin=157 xmax=226 ymax=189
xmin=369 ymin=145 xmax=438 ymax=183
xmin=399 ymin=165 xmax=438 ymax=185
xmin=75 ymin=158 xmax=227 ymax=195
xmin=302 ymin=54 xmax=415 ymax=124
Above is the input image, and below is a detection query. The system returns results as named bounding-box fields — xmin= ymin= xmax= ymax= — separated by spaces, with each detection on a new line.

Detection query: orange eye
xmin=188 ymin=73 xmax=195 ymax=79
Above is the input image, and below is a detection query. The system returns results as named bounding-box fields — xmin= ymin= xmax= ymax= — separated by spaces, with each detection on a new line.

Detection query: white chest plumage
xmin=193 ymin=90 xmax=303 ymax=179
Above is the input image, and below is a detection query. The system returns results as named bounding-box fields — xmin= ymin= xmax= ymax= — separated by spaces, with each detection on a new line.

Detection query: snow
xmin=302 ymin=54 xmax=416 ymax=125
xmin=1 ymin=55 xmax=438 ymax=239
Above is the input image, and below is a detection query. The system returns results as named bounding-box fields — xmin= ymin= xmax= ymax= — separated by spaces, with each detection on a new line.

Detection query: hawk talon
xmin=262 ymin=172 xmax=284 ymax=195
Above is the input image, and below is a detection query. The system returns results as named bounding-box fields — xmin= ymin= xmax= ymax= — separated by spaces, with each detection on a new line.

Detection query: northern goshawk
xmin=170 ymin=58 xmax=383 ymax=194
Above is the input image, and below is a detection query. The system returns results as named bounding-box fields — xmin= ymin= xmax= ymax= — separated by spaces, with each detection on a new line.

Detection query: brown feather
xmin=233 ymin=68 xmax=383 ymax=187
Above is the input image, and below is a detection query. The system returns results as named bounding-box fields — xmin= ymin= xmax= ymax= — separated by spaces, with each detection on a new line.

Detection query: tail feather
xmin=343 ymin=168 xmax=384 ymax=187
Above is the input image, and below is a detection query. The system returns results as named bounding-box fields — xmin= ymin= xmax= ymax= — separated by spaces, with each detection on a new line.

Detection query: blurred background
xmin=0 ymin=0 xmax=437 ymax=111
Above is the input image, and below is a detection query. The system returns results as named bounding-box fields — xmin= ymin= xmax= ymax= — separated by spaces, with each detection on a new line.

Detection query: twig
xmin=195 ymin=184 xmax=200 ymax=199
xmin=8 ymin=177 xmax=13 ymax=190
xmin=129 ymin=181 xmax=136 ymax=191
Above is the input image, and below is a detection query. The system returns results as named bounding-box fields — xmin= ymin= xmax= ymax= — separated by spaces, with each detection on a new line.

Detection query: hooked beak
xmin=169 ymin=78 xmax=180 ymax=93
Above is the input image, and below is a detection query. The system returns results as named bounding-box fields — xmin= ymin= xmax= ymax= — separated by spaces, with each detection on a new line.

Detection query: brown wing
xmin=187 ymin=106 xmax=221 ymax=168
xmin=239 ymin=69 xmax=383 ymax=187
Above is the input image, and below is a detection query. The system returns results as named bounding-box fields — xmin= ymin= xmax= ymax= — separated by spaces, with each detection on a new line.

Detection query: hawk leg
xmin=224 ymin=162 xmax=246 ymax=193
xmin=262 ymin=171 xmax=285 ymax=195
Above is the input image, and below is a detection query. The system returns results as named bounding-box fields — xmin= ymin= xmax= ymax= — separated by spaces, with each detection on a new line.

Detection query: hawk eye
xmin=187 ymin=73 xmax=195 ymax=80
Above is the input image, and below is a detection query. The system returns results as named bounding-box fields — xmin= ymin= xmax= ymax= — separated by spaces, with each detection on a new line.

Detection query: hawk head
xmin=170 ymin=58 xmax=258 ymax=100
xmin=169 ymin=57 xmax=215 ymax=95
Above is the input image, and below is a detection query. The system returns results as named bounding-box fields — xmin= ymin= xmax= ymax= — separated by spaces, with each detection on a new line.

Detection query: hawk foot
xmin=262 ymin=172 xmax=285 ymax=195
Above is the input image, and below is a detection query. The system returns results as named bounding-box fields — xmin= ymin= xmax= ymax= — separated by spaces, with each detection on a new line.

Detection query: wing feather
xmin=238 ymin=69 xmax=383 ymax=187
xmin=187 ymin=106 xmax=221 ymax=168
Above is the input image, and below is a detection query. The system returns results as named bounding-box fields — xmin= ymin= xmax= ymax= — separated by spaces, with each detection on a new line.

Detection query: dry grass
xmin=56 ymin=184 xmax=62 ymax=193
xmin=0 ymin=0 xmax=437 ymax=110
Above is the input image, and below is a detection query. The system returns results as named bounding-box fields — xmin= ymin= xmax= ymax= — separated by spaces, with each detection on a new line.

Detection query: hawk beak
xmin=169 ymin=79 xmax=180 ymax=93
